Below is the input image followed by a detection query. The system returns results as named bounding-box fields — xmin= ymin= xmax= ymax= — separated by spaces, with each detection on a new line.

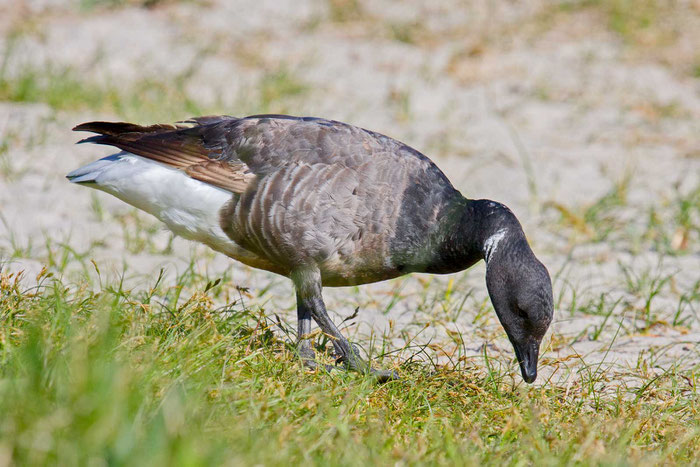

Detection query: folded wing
xmin=73 ymin=117 xmax=254 ymax=193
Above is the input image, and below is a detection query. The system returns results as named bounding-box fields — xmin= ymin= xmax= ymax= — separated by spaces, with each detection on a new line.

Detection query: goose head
xmin=484 ymin=230 xmax=553 ymax=383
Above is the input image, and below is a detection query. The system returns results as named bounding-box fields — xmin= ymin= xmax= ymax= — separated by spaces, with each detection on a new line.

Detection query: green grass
xmin=546 ymin=177 xmax=700 ymax=255
xmin=0 ymin=39 xmax=309 ymax=123
xmin=1 ymin=7 xmax=699 ymax=462
xmin=1 ymin=266 xmax=699 ymax=465
xmin=257 ymin=70 xmax=309 ymax=114
xmin=693 ymin=61 xmax=700 ymax=79
xmin=597 ymin=0 xmax=663 ymax=41
xmin=0 ymin=61 xmax=204 ymax=122
xmin=571 ymin=0 xmax=660 ymax=38
xmin=556 ymin=0 xmax=663 ymax=39
xmin=326 ymin=0 xmax=365 ymax=23
xmin=0 ymin=136 xmax=19 ymax=181
xmin=0 ymin=62 xmax=310 ymax=124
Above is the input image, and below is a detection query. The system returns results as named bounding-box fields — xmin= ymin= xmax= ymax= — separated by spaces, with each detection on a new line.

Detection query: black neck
xmin=424 ymin=197 xmax=526 ymax=274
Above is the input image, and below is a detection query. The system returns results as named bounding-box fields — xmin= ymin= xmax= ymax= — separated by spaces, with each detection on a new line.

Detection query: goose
xmin=67 ymin=114 xmax=553 ymax=383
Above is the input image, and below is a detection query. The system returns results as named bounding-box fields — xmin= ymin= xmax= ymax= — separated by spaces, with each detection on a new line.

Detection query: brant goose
xmin=68 ymin=115 xmax=553 ymax=383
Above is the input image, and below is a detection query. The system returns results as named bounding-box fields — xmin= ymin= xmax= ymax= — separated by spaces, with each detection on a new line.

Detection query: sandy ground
xmin=1 ymin=0 xmax=699 ymax=388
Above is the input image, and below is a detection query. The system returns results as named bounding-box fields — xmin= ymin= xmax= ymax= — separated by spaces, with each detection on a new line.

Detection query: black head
xmin=484 ymin=233 xmax=553 ymax=384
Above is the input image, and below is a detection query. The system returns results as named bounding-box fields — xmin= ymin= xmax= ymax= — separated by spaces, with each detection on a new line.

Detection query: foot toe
xmin=302 ymin=358 xmax=334 ymax=373
xmin=298 ymin=346 xmax=316 ymax=361
xmin=371 ymin=368 xmax=399 ymax=383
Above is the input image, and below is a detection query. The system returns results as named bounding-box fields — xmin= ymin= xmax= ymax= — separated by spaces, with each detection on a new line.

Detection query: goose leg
xmin=292 ymin=268 xmax=397 ymax=382
xmin=296 ymin=291 xmax=320 ymax=369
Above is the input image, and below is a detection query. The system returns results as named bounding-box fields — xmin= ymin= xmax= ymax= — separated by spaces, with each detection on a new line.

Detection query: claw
xmin=370 ymin=368 xmax=399 ymax=383
xmin=301 ymin=358 xmax=335 ymax=373
xmin=333 ymin=342 xmax=398 ymax=382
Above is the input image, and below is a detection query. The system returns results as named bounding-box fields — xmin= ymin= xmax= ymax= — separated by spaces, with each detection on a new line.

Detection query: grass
xmin=1 ymin=3 xmax=699 ymax=462
xmin=0 ymin=137 xmax=19 ymax=181
xmin=0 ymin=38 xmax=309 ymax=123
xmin=113 ymin=210 xmax=175 ymax=255
xmin=0 ymin=262 xmax=699 ymax=465
xmin=257 ymin=70 xmax=309 ymax=114
xmin=558 ymin=0 xmax=663 ymax=40
xmin=0 ymin=61 xmax=309 ymax=124
xmin=532 ymin=0 xmax=700 ymax=77
xmin=0 ymin=60 xmax=204 ymax=123
xmin=546 ymin=176 xmax=700 ymax=255
xmin=386 ymin=88 xmax=412 ymax=123
xmin=326 ymin=0 xmax=365 ymax=23
xmin=0 ymin=215 xmax=34 ymax=260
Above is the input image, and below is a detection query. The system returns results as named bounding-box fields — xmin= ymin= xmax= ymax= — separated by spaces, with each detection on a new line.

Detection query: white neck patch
xmin=483 ymin=228 xmax=508 ymax=263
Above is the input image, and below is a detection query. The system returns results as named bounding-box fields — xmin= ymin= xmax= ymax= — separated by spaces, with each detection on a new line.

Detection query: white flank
xmin=67 ymin=152 xmax=241 ymax=257
xmin=483 ymin=228 xmax=508 ymax=263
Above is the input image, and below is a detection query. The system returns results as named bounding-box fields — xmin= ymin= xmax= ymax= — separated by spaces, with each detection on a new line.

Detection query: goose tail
xmin=66 ymin=152 xmax=233 ymax=245
xmin=66 ymin=153 xmax=126 ymax=185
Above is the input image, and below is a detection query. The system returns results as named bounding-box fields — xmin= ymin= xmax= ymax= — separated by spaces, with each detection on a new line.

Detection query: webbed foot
xmin=298 ymin=343 xmax=335 ymax=373
xmin=335 ymin=343 xmax=398 ymax=382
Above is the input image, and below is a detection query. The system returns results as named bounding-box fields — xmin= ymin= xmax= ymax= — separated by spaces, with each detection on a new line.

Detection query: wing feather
xmin=73 ymin=118 xmax=252 ymax=194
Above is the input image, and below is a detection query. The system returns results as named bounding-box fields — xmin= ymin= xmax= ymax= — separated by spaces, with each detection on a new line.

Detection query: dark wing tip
xmin=73 ymin=121 xmax=107 ymax=132
xmin=73 ymin=121 xmax=137 ymax=135
xmin=76 ymin=135 xmax=110 ymax=145
xmin=73 ymin=121 xmax=187 ymax=137
xmin=74 ymin=116 xmax=236 ymax=136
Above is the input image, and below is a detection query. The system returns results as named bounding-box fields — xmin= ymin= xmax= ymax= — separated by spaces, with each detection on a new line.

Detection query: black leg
xmin=291 ymin=268 xmax=398 ymax=382
xmin=305 ymin=294 xmax=369 ymax=371
xmin=296 ymin=290 xmax=337 ymax=372
xmin=296 ymin=291 xmax=323 ymax=370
